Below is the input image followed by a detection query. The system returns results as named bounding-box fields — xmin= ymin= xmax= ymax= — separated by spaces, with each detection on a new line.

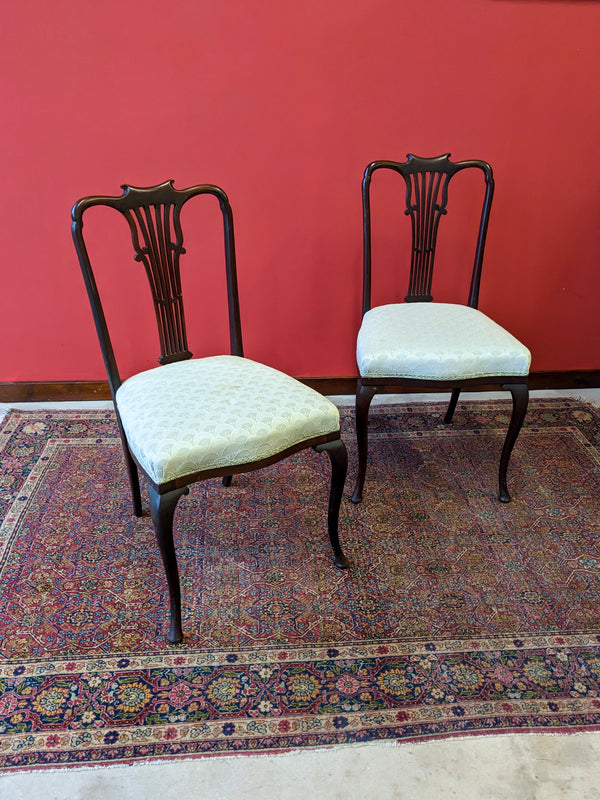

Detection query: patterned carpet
xmin=1 ymin=399 xmax=600 ymax=769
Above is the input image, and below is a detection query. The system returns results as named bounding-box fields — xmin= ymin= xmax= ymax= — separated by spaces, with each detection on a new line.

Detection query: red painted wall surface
xmin=2 ymin=0 xmax=600 ymax=381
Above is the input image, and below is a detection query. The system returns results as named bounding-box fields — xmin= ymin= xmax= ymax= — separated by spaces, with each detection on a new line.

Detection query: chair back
xmin=71 ymin=181 xmax=243 ymax=397
xmin=361 ymin=153 xmax=494 ymax=314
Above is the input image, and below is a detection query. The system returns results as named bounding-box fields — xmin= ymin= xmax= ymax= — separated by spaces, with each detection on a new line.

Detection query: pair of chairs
xmin=71 ymin=154 xmax=531 ymax=644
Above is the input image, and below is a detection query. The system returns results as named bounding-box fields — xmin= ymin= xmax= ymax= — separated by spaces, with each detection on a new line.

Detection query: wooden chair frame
xmin=352 ymin=154 xmax=529 ymax=504
xmin=72 ymin=181 xmax=349 ymax=643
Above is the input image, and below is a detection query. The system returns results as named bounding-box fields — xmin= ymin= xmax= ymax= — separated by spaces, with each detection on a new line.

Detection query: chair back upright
xmin=71 ymin=181 xmax=243 ymax=398
xmin=361 ymin=153 xmax=494 ymax=315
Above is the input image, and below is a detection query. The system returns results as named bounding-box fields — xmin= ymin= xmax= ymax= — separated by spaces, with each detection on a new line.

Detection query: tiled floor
xmin=1 ymin=389 xmax=600 ymax=798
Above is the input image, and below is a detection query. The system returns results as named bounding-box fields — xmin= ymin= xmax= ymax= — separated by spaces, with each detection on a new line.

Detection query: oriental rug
xmin=1 ymin=398 xmax=600 ymax=770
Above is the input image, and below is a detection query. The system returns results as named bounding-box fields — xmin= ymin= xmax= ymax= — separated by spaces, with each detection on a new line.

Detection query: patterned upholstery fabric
xmin=116 ymin=356 xmax=340 ymax=485
xmin=357 ymin=302 xmax=531 ymax=381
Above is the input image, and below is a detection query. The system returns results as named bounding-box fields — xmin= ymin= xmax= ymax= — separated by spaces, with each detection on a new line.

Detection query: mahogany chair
xmin=352 ymin=154 xmax=531 ymax=505
xmin=72 ymin=181 xmax=349 ymax=643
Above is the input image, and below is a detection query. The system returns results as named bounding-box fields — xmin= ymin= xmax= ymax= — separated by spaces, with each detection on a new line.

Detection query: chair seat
xmin=116 ymin=356 xmax=340 ymax=484
xmin=357 ymin=302 xmax=531 ymax=381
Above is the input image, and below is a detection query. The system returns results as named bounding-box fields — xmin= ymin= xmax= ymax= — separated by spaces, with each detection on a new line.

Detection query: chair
xmin=71 ymin=181 xmax=349 ymax=644
xmin=352 ymin=154 xmax=531 ymax=505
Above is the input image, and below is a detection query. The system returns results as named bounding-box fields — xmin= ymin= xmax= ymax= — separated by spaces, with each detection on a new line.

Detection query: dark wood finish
xmin=71 ymin=181 xmax=348 ymax=643
xmin=498 ymin=383 xmax=529 ymax=503
xmin=352 ymin=384 xmax=377 ymax=505
xmin=1 ymin=371 xmax=599 ymax=403
xmin=353 ymin=153 xmax=529 ymax=505
xmin=314 ymin=439 xmax=349 ymax=569
xmin=148 ymin=484 xmax=189 ymax=644
xmin=444 ymin=387 xmax=461 ymax=424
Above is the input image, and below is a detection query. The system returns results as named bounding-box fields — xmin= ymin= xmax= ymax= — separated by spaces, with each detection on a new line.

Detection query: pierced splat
xmin=403 ymin=167 xmax=451 ymax=302
xmin=121 ymin=194 xmax=191 ymax=364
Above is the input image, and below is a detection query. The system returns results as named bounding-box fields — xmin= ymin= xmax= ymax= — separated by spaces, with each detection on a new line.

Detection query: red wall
xmin=2 ymin=0 xmax=600 ymax=382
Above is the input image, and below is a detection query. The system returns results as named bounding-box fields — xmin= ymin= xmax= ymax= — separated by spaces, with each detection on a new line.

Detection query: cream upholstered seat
xmin=352 ymin=154 xmax=530 ymax=505
xmin=357 ymin=303 xmax=531 ymax=382
xmin=72 ymin=181 xmax=349 ymax=645
xmin=116 ymin=356 xmax=340 ymax=484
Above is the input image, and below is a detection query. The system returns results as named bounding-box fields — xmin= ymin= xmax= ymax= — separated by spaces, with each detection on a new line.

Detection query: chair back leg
xmin=351 ymin=382 xmax=377 ymax=504
xmin=444 ymin=388 xmax=462 ymax=424
xmin=498 ymin=383 xmax=529 ymax=502
xmin=148 ymin=484 xmax=190 ymax=643
xmin=115 ymin=416 xmax=143 ymax=517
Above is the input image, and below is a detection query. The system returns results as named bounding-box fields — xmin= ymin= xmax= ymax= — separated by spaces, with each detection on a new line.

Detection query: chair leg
xmin=351 ymin=382 xmax=376 ymax=504
xmin=148 ymin=483 xmax=190 ymax=643
xmin=115 ymin=413 xmax=143 ymax=517
xmin=222 ymin=475 xmax=233 ymax=487
xmin=315 ymin=439 xmax=350 ymax=569
xmin=124 ymin=447 xmax=143 ymax=517
xmin=498 ymin=383 xmax=529 ymax=503
xmin=444 ymin=388 xmax=461 ymax=424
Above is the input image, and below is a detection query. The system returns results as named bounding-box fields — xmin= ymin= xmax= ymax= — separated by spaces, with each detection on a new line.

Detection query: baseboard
xmin=1 ymin=371 xmax=599 ymax=403
xmin=0 ymin=381 xmax=113 ymax=402
xmin=527 ymin=371 xmax=600 ymax=391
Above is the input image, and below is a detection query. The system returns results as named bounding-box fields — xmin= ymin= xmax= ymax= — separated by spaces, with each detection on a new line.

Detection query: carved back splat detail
xmin=403 ymin=166 xmax=451 ymax=302
xmin=122 ymin=194 xmax=191 ymax=364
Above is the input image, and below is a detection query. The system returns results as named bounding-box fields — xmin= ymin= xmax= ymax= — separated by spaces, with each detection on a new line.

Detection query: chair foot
xmin=168 ymin=621 xmax=184 ymax=645
xmin=315 ymin=439 xmax=349 ymax=569
xmin=148 ymin=483 xmax=190 ymax=643
xmin=351 ymin=479 xmax=365 ymax=504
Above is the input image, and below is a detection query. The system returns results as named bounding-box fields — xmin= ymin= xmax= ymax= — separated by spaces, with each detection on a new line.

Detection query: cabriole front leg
xmin=498 ymin=382 xmax=529 ymax=503
xmin=148 ymin=483 xmax=190 ymax=643
xmin=315 ymin=439 xmax=349 ymax=569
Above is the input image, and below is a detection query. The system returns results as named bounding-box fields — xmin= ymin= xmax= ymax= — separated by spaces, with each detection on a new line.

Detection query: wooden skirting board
xmin=1 ymin=372 xmax=599 ymax=402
